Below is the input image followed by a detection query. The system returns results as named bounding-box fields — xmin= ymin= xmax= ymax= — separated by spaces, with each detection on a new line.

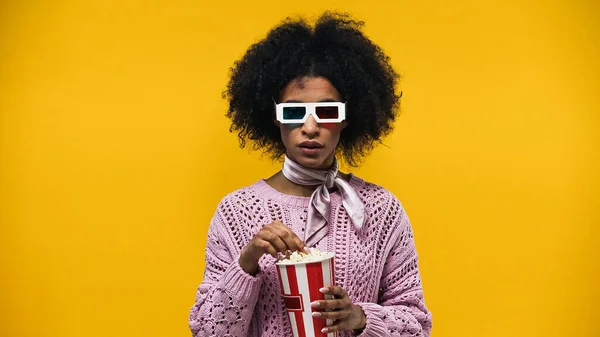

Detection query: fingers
xmin=312 ymin=307 xmax=351 ymax=320
xmin=311 ymin=285 xmax=354 ymax=325
xmin=246 ymin=220 xmax=308 ymax=260
xmin=318 ymin=304 xmax=366 ymax=334
xmin=269 ymin=221 xmax=308 ymax=253
xmin=320 ymin=324 xmax=342 ymax=334
xmin=320 ymin=285 xmax=347 ymax=298
xmin=257 ymin=229 xmax=287 ymax=252
xmin=310 ymin=298 xmax=349 ymax=310
xmin=252 ymin=238 xmax=279 ymax=258
xmin=264 ymin=220 xmax=309 ymax=253
xmin=311 ymin=286 xmax=350 ymax=310
xmin=240 ymin=220 xmax=305 ymax=271
xmin=311 ymin=303 xmax=352 ymax=335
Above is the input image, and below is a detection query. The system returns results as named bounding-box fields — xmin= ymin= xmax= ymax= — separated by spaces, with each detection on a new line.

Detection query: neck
xmin=270 ymin=171 xmax=319 ymax=197
xmin=265 ymin=154 xmax=350 ymax=197
xmin=265 ymin=171 xmax=351 ymax=198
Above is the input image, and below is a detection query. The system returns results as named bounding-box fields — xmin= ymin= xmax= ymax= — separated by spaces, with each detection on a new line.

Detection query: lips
xmin=298 ymin=141 xmax=323 ymax=149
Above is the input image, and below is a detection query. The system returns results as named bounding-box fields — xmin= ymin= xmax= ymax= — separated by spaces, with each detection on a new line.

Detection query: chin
xmin=288 ymin=152 xmax=333 ymax=169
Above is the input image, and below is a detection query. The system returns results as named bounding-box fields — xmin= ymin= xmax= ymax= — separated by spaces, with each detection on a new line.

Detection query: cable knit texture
xmin=189 ymin=175 xmax=432 ymax=337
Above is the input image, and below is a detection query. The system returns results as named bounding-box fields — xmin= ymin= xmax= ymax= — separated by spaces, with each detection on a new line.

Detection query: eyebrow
xmin=283 ymin=98 xmax=338 ymax=103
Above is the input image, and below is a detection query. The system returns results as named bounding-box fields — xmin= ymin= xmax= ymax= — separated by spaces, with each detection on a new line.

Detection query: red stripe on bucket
xmin=286 ymin=265 xmax=306 ymax=337
xmin=276 ymin=265 xmax=285 ymax=293
xmin=306 ymin=261 xmax=326 ymax=337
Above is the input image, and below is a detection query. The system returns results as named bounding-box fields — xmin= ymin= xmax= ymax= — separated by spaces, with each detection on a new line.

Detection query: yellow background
xmin=1 ymin=1 xmax=598 ymax=336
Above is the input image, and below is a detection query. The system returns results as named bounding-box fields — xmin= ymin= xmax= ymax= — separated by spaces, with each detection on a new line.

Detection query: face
xmin=277 ymin=77 xmax=347 ymax=169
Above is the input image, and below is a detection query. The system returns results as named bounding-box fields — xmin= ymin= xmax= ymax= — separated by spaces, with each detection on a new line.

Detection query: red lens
xmin=315 ymin=106 xmax=339 ymax=120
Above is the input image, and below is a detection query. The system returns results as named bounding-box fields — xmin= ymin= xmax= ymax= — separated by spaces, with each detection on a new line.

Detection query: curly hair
xmin=224 ymin=12 xmax=401 ymax=166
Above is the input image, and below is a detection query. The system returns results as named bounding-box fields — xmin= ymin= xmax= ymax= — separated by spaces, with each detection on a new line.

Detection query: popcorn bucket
xmin=275 ymin=252 xmax=337 ymax=337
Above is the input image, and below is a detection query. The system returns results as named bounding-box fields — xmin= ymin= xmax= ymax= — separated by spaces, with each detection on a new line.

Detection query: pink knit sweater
xmin=189 ymin=175 xmax=432 ymax=336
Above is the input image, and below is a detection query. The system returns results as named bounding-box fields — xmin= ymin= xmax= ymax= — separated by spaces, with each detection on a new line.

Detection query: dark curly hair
xmin=224 ymin=12 xmax=401 ymax=166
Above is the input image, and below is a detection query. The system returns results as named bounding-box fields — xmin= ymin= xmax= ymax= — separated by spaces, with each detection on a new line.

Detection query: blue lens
xmin=283 ymin=107 xmax=306 ymax=120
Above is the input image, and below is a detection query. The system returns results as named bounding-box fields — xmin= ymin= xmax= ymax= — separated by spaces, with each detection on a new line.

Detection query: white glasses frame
xmin=275 ymin=102 xmax=346 ymax=124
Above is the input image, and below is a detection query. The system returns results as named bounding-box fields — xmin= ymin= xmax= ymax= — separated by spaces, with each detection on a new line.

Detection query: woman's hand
xmin=239 ymin=220 xmax=309 ymax=276
xmin=311 ymin=286 xmax=367 ymax=334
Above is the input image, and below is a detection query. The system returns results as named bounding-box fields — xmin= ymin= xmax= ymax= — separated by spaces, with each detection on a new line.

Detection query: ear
xmin=273 ymin=118 xmax=281 ymax=128
xmin=341 ymin=120 xmax=348 ymax=130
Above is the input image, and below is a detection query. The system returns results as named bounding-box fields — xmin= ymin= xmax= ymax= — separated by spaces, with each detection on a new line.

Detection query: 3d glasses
xmin=275 ymin=102 xmax=346 ymax=124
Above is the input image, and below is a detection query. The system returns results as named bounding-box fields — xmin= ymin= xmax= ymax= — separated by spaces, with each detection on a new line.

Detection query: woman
xmin=189 ymin=12 xmax=432 ymax=337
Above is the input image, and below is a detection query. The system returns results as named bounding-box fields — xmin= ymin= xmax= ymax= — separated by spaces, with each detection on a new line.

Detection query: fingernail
xmin=310 ymin=301 xmax=320 ymax=308
xmin=319 ymin=287 xmax=330 ymax=293
xmin=312 ymin=311 xmax=322 ymax=317
xmin=303 ymin=246 xmax=311 ymax=254
xmin=321 ymin=327 xmax=329 ymax=333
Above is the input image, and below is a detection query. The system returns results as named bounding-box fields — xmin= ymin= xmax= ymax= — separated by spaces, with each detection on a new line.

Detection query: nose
xmin=301 ymin=115 xmax=319 ymax=137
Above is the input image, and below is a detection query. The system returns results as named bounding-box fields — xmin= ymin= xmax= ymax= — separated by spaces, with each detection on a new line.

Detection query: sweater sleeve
xmin=355 ymin=208 xmax=432 ymax=337
xmin=188 ymin=207 xmax=262 ymax=337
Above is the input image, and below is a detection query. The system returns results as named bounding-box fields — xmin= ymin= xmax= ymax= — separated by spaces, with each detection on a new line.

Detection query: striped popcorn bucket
xmin=275 ymin=253 xmax=337 ymax=337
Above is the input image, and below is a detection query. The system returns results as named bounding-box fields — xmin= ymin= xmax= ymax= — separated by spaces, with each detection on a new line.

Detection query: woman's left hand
xmin=310 ymin=285 xmax=366 ymax=334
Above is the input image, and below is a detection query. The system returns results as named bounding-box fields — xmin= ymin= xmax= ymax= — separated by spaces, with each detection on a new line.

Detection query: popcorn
xmin=277 ymin=247 xmax=334 ymax=264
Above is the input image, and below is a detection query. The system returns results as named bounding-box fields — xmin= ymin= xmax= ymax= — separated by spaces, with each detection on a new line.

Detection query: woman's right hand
xmin=239 ymin=220 xmax=309 ymax=276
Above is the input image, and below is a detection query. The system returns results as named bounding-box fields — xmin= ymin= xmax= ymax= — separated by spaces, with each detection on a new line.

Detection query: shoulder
xmin=350 ymin=175 xmax=403 ymax=207
xmin=208 ymin=180 xmax=269 ymax=237
xmin=350 ymin=174 xmax=408 ymax=225
xmin=216 ymin=180 xmax=269 ymax=211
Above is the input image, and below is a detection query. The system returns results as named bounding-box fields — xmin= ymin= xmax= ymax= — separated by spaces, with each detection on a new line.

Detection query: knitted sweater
xmin=189 ymin=175 xmax=432 ymax=337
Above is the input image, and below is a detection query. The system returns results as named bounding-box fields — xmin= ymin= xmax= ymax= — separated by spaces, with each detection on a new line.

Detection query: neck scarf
xmin=282 ymin=155 xmax=365 ymax=246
